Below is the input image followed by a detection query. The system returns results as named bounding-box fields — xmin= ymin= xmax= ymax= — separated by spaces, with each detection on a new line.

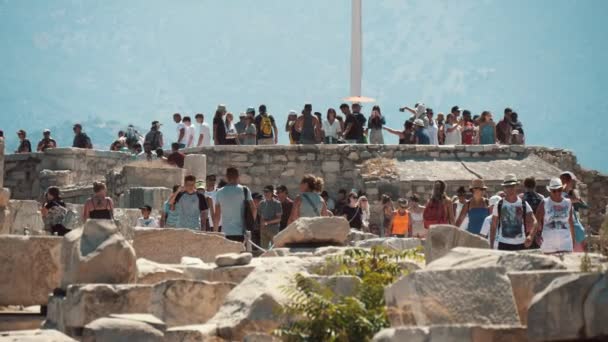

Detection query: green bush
xmin=275 ymin=246 xmax=423 ymax=342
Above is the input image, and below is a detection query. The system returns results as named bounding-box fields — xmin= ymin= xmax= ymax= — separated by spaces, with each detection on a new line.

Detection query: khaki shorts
xmin=257 ymin=138 xmax=274 ymax=145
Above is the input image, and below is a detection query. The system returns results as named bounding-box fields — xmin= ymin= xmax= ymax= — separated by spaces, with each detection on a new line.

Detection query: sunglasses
xmin=551 ymin=189 xmax=562 ymax=193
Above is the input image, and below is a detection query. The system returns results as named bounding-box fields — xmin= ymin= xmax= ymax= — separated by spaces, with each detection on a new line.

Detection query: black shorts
xmin=225 ymin=235 xmax=245 ymax=243
xmin=498 ymin=242 xmax=526 ymax=251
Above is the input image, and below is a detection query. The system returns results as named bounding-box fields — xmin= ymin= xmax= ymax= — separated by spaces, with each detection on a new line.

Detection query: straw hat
xmin=547 ymin=178 xmax=564 ymax=192
xmin=501 ymin=174 xmax=520 ymax=186
xmin=469 ymin=179 xmax=487 ymax=190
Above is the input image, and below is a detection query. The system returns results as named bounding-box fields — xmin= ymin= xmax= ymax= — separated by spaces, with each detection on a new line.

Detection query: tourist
xmin=137 ymin=142 xmax=157 ymax=161
xmin=241 ymin=116 xmax=257 ymax=145
xmin=535 ymin=178 xmax=575 ymax=254
xmin=170 ymin=175 xmax=209 ymax=230
xmin=194 ymin=113 xmax=211 ymax=147
xmin=14 ymin=129 xmax=32 ymax=153
xmin=276 ymin=185 xmax=293 ymax=230
xmin=251 ymin=192 xmax=264 ymax=247
xmin=110 ymin=139 xmax=126 ymax=151
xmin=334 ymin=189 xmax=348 ymax=216
xmin=255 ymin=104 xmax=278 ymax=145
xmin=496 ymin=108 xmax=513 ymax=144
xmin=296 ymin=104 xmax=321 ymax=145
xmin=358 ymin=196 xmax=371 ymax=231
xmin=352 ymin=103 xmax=367 ymax=143
xmin=167 ymin=142 xmax=185 ymax=168
xmin=224 ymin=113 xmax=239 ymax=145
xmin=143 ymin=121 xmax=164 ymax=151
xmin=383 ymin=120 xmax=415 ymax=145
xmin=520 ymin=177 xmax=545 ymax=249
xmin=408 ymin=194 xmax=426 ymax=238
xmin=511 ymin=130 xmax=524 ymax=145
xmin=288 ymin=175 xmax=328 ymax=224
xmin=426 ymin=108 xmax=439 ymax=145
xmin=342 ymin=192 xmax=363 ymax=230
xmin=381 ymin=194 xmax=394 ymax=237
xmin=400 ymin=103 xmax=429 ymax=127
xmin=453 ymin=186 xmax=469 ymax=229
xmin=41 ymin=186 xmax=70 ymax=236
xmin=413 ymin=119 xmax=430 ymax=145
xmin=510 ymin=112 xmax=525 ymax=142
xmin=444 ymin=114 xmax=461 ymax=145
xmin=436 ymin=113 xmax=446 ymax=145
xmin=132 ymin=143 xmax=143 ymax=157
xmin=73 ymin=123 xmax=92 ymax=149
xmin=156 ymin=148 xmax=166 ymax=162
xmin=323 ymin=108 xmax=342 ymax=144
xmin=161 ymin=185 xmax=180 ymax=228
xmin=450 ymin=105 xmax=462 ymax=123
xmin=213 ymin=109 xmax=227 ymax=145
xmin=461 ymin=110 xmax=476 ymax=145
xmin=136 ymin=205 xmax=160 ymax=228
xmin=286 ymin=110 xmax=299 ymax=144
xmin=214 ymin=167 xmax=256 ymax=242
xmin=478 ymin=111 xmax=497 ymax=145
xmin=423 ymin=180 xmax=455 ymax=228
xmin=342 ymin=104 xmax=364 ymax=144
xmin=83 ymin=182 xmax=114 ymax=220
xmin=367 ymin=105 xmax=385 ymax=144
xmin=320 ymin=191 xmax=335 ymax=213
xmin=489 ymin=174 xmax=537 ymax=251
xmin=480 ymin=195 xmax=503 ymax=248
xmin=173 ymin=113 xmax=186 ymax=148
xmin=37 ymin=129 xmax=57 ymax=152
xmin=259 ymin=185 xmax=282 ymax=248
xmin=181 ymin=116 xmax=195 ymax=148
xmin=560 ymin=171 xmax=588 ymax=251
xmin=455 ymin=179 xmax=490 ymax=235
xmin=388 ymin=198 xmax=413 ymax=237
xmin=234 ymin=113 xmax=247 ymax=145
xmin=205 ymin=174 xmax=220 ymax=232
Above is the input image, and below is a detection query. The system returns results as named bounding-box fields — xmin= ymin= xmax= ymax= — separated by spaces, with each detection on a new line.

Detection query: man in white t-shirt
xmin=194 ymin=113 xmax=212 ymax=147
xmin=480 ymin=195 xmax=502 ymax=249
xmin=173 ymin=113 xmax=186 ymax=148
xmin=181 ymin=116 xmax=195 ymax=148
xmin=204 ymin=174 xmax=221 ymax=231
xmin=490 ymin=174 xmax=538 ymax=251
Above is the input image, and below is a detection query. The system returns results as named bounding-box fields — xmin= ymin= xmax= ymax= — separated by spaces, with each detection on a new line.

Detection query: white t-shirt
xmin=323 ymin=120 xmax=342 ymax=139
xmin=445 ymin=123 xmax=462 ymax=145
xmin=541 ymin=197 xmax=573 ymax=253
xmin=136 ymin=217 xmax=159 ymax=228
xmin=176 ymin=122 xmax=186 ymax=144
xmin=454 ymin=201 xmax=469 ymax=230
xmin=427 ymin=120 xmax=439 ymax=145
xmin=183 ymin=125 xmax=196 ymax=147
xmin=480 ymin=215 xmax=499 ymax=249
xmin=206 ymin=189 xmax=222 ymax=227
xmin=492 ymin=197 xmax=533 ymax=245
xmin=195 ymin=122 xmax=212 ymax=146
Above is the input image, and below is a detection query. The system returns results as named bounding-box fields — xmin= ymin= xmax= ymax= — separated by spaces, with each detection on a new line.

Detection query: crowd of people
xmin=38 ymin=163 xmax=587 ymax=255
xmin=5 ymin=102 xmax=527 ymax=155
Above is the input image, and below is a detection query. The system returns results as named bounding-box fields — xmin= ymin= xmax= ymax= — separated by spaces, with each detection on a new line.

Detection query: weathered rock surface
xmin=243 ymin=333 xmax=282 ymax=342
xmin=184 ymin=262 xmax=256 ymax=284
xmin=0 ymin=329 xmax=77 ymax=342
xmin=426 ymin=247 xmax=568 ymax=271
xmin=385 ymin=267 xmax=520 ymax=327
xmin=346 ymin=229 xmax=378 ymax=245
xmin=507 ymin=270 xmax=574 ymax=325
xmin=132 ymin=227 xmax=245 ymax=263
xmin=136 ymin=258 xmax=185 ymax=284
xmin=527 ymin=273 xmax=602 ymax=341
xmin=307 ymin=275 xmax=362 ymax=297
xmin=355 ymin=237 xmax=421 ymax=251
xmin=424 ymin=225 xmax=490 ymax=264
xmin=0 ymin=235 xmax=62 ymax=306
xmin=61 ymin=219 xmax=137 ymax=289
xmin=47 ymin=279 xmax=235 ymax=332
xmin=109 ymin=313 xmax=166 ymax=331
xmin=584 ymin=274 xmax=608 ymax=338
xmin=273 ymin=217 xmax=350 ymax=247
xmin=0 ymin=187 xmax=11 ymax=207
xmin=7 ymin=200 xmax=44 ymax=235
xmin=215 ymin=252 xmax=253 ymax=267
xmin=373 ymin=324 xmax=528 ymax=342
xmin=82 ymin=317 xmax=164 ymax=342
xmin=118 ymin=187 xmax=172 ymax=211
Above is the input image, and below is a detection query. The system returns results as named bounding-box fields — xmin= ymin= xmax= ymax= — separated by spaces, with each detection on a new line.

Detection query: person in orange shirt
xmin=389 ymin=198 xmax=413 ymax=238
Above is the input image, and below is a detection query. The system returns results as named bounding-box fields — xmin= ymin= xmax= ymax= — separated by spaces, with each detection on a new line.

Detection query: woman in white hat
xmin=535 ymin=178 xmax=575 ymax=254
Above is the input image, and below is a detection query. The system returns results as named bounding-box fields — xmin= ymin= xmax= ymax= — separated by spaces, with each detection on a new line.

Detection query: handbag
xmin=243 ymin=187 xmax=256 ymax=234
xmin=572 ymin=210 xmax=586 ymax=243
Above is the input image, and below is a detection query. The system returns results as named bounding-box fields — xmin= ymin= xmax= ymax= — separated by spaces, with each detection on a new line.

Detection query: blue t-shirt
xmin=174 ymin=191 xmax=208 ymax=230
xmin=215 ymin=184 xmax=253 ymax=236
xmin=163 ymin=200 xmax=179 ymax=228
xmin=415 ymin=129 xmax=430 ymax=145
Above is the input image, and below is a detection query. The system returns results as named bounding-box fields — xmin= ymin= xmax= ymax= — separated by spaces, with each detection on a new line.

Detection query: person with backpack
xmin=388 ymin=198 xmax=413 ymax=238
xmin=170 ymin=175 xmax=210 ymax=231
xmin=535 ymin=178 xmax=575 ymax=254
xmin=288 ymin=175 xmax=329 ymax=224
xmin=214 ymin=167 xmax=256 ymax=242
xmin=519 ymin=177 xmax=545 ymax=249
xmin=296 ymin=104 xmax=321 ymax=145
xmin=490 ymin=174 xmax=538 ymax=251
xmin=144 ymin=121 xmax=164 ymax=151
xmin=255 ymin=104 xmax=278 ymax=145
xmin=72 ymin=123 xmax=92 ymax=149
xmin=423 ymin=180 xmax=455 ymax=229
xmin=124 ymin=124 xmax=143 ymax=150
xmin=455 ymin=179 xmax=490 ymax=235
xmin=41 ymin=186 xmax=70 ymax=236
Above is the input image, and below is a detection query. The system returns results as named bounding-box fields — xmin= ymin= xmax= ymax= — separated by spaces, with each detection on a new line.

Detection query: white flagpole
xmin=350 ymin=0 xmax=362 ymax=98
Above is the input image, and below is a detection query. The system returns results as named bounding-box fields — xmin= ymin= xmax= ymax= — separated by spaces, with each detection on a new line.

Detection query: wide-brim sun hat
xmin=547 ymin=177 xmax=564 ymax=192
xmin=470 ymin=179 xmax=488 ymax=190
xmin=501 ymin=174 xmax=520 ymax=186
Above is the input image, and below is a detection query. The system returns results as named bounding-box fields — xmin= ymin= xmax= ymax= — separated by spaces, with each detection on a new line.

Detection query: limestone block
xmin=321 ymin=161 xmax=341 ymax=173
xmin=184 ymin=263 xmax=255 ymax=284
xmin=136 ymin=258 xmax=185 ymax=284
xmin=117 ymin=187 xmax=172 ymax=211
xmin=51 ymin=280 xmax=234 ymax=332
xmin=7 ymin=199 xmax=44 ymax=235
xmin=385 ymin=267 xmax=520 ymax=327
xmin=132 ymin=227 xmax=245 ymax=263
xmin=0 ymin=187 xmax=10 ymax=207
xmin=122 ymin=165 xmax=185 ymax=189
xmin=0 ymin=236 xmax=62 ymax=306
xmin=243 ymin=333 xmax=282 ymax=342
xmin=584 ymin=274 xmax=608 ymax=339
xmin=424 ymin=225 xmax=490 ymax=264
xmin=215 ymin=252 xmax=253 ymax=267
xmin=183 ymin=154 xmax=207 ymax=181
xmin=306 ymin=275 xmax=362 ymax=297
xmin=346 ymin=229 xmax=378 ymax=245
xmin=273 ymin=217 xmax=351 ymax=248
xmin=82 ymin=317 xmax=164 ymax=342
xmin=426 ymin=247 xmax=568 ymax=272
xmin=61 ymin=219 xmax=137 ymax=289
xmin=373 ymin=325 xmax=528 ymax=342
xmin=355 ymin=237 xmax=421 ymax=251
xmin=0 ymin=329 xmax=77 ymax=342
xmin=527 ymin=273 xmax=602 ymax=341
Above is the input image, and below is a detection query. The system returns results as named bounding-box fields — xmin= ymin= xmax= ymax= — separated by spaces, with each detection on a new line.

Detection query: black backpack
xmin=522 ymin=191 xmax=543 ymax=214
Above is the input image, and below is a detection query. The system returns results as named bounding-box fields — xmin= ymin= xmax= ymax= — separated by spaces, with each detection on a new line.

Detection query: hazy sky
xmin=1 ymin=0 xmax=607 ymax=171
